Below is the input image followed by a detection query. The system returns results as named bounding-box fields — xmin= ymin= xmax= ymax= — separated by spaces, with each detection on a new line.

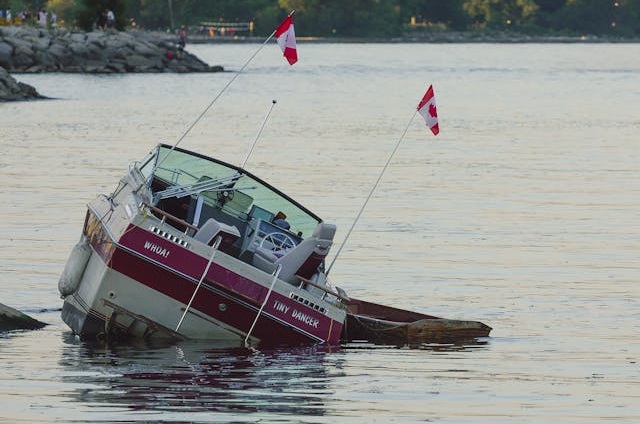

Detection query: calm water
xmin=1 ymin=43 xmax=639 ymax=423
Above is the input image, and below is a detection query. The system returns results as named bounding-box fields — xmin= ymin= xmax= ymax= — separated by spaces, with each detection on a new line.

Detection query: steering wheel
xmin=260 ymin=231 xmax=296 ymax=254
xmin=216 ymin=189 xmax=234 ymax=205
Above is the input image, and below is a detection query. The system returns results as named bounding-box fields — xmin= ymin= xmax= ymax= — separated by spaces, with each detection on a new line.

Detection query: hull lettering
xmin=273 ymin=300 xmax=290 ymax=314
xmin=272 ymin=301 xmax=320 ymax=329
xmin=144 ymin=241 xmax=170 ymax=258
xmin=292 ymin=309 xmax=319 ymax=328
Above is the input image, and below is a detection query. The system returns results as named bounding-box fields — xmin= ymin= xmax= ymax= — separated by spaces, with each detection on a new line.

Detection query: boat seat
xmin=252 ymin=222 xmax=336 ymax=284
xmin=193 ymin=218 xmax=240 ymax=252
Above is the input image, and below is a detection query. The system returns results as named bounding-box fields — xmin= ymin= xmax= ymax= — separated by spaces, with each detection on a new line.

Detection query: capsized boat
xmin=342 ymin=298 xmax=491 ymax=346
xmin=59 ymin=143 xmax=491 ymax=347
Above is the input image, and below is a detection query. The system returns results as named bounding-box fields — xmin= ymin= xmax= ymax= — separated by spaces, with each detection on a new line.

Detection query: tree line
xmin=4 ymin=0 xmax=640 ymax=37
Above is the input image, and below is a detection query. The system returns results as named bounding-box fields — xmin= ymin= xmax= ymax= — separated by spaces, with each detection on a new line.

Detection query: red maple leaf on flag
xmin=417 ymin=85 xmax=439 ymax=136
xmin=429 ymin=103 xmax=437 ymax=118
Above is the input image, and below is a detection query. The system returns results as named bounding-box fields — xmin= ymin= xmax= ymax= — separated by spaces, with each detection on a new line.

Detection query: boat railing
xmin=142 ymin=202 xmax=199 ymax=236
xmin=295 ymin=275 xmax=350 ymax=303
xmin=152 ymin=172 xmax=242 ymax=203
xmin=127 ymin=163 xmax=148 ymax=192
xmin=156 ymin=166 xmax=200 ymax=184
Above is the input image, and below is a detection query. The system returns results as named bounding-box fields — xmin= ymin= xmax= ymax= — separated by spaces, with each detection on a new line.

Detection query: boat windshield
xmin=138 ymin=144 xmax=322 ymax=238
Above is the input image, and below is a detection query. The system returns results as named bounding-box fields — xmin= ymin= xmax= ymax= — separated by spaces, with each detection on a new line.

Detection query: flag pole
xmin=154 ymin=10 xmax=296 ymax=173
xmin=326 ymin=110 xmax=419 ymax=276
xmin=240 ymin=100 xmax=277 ymax=169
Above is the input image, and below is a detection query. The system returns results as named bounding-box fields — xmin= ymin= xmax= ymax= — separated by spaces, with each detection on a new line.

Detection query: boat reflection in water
xmin=58 ymin=334 xmax=489 ymax=418
xmin=60 ymin=336 xmax=339 ymax=417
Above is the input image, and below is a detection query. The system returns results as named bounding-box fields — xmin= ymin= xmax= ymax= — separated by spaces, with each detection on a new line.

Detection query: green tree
xmin=126 ymin=0 xmax=281 ymax=34
xmin=279 ymin=0 xmax=401 ymax=37
xmin=548 ymin=0 xmax=615 ymax=34
xmin=27 ymin=0 xmax=638 ymax=38
xmin=46 ymin=0 xmax=76 ymax=26
xmin=463 ymin=0 xmax=539 ymax=29
xmin=400 ymin=0 xmax=470 ymax=30
xmin=74 ymin=0 xmax=126 ymax=30
xmin=536 ymin=0 xmax=566 ymax=13
xmin=615 ymin=0 xmax=640 ymax=35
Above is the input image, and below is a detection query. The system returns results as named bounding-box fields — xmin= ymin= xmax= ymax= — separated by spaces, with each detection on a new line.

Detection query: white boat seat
xmin=194 ymin=218 xmax=240 ymax=251
xmin=252 ymin=222 xmax=336 ymax=284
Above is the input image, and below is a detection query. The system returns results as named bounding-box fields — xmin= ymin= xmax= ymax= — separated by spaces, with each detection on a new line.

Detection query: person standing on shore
xmin=178 ymin=26 xmax=187 ymax=46
xmin=177 ymin=25 xmax=187 ymax=58
xmin=106 ymin=9 xmax=115 ymax=29
xmin=38 ymin=9 xmax=47 ymax=26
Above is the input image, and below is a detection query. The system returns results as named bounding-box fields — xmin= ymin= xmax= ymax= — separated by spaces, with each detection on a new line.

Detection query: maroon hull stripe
xmin=87 ymin=216 xmax=343 ymax=344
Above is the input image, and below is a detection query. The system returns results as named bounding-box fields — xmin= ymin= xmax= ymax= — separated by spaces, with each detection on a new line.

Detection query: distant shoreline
xmin=2 ymin=28 xmax=637 ymax=101
xmin=180 ymin=31 xmax=640 ymax=44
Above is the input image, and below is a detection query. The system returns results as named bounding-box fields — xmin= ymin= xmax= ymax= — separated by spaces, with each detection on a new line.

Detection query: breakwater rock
xmin=0 ymin=66 xmax=42 ymax=100
xmin=0 ymin=26 xmax=223 ymax=73
xmin=0 ymin=302 xmax=47 ymax=332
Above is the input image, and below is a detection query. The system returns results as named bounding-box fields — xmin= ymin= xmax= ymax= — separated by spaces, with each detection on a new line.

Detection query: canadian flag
xmin=417 ymin=85 xmax=439 ymax=136
xmin=275 ymin=16 xmax=298 ymax=65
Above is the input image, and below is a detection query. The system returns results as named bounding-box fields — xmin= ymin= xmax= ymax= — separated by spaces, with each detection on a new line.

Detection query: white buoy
xmin=58 ymin=235 xmax=92 ymax=298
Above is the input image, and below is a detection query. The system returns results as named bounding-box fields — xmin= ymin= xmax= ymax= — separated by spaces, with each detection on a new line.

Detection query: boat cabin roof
xmin=138 ymin=144 xmax=323 ymax=239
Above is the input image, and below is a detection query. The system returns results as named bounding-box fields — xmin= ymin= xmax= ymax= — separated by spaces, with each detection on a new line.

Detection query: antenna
xmin=326 ymin=110 xmax=420 ymax=276
xmin=240 ymin=100 xmax=278 ymax=169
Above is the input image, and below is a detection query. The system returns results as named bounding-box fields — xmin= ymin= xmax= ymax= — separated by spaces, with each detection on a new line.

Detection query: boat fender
xmin=58 ymin=236 xmax=92 ymax=298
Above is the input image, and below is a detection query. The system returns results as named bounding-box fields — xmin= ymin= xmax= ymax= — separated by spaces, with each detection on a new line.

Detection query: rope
xmin=244 ymin=264 xmax=282 ymax=348
xmin=175 ymin=236 xmax=222 ymax=332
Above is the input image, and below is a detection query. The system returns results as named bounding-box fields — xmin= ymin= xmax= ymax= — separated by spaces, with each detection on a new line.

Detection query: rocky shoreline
xmin=3 ymin=27 xmax=636 ymax=101
xmin=0 ymin=301 xmax=47 ymax=332
xmin=0 ymin=26 xmax=224 ymax=101
xmin=0 ymin=26 xmax=222 ymax=73
xmin=0 ymin=66 xmax=42 ymax=100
